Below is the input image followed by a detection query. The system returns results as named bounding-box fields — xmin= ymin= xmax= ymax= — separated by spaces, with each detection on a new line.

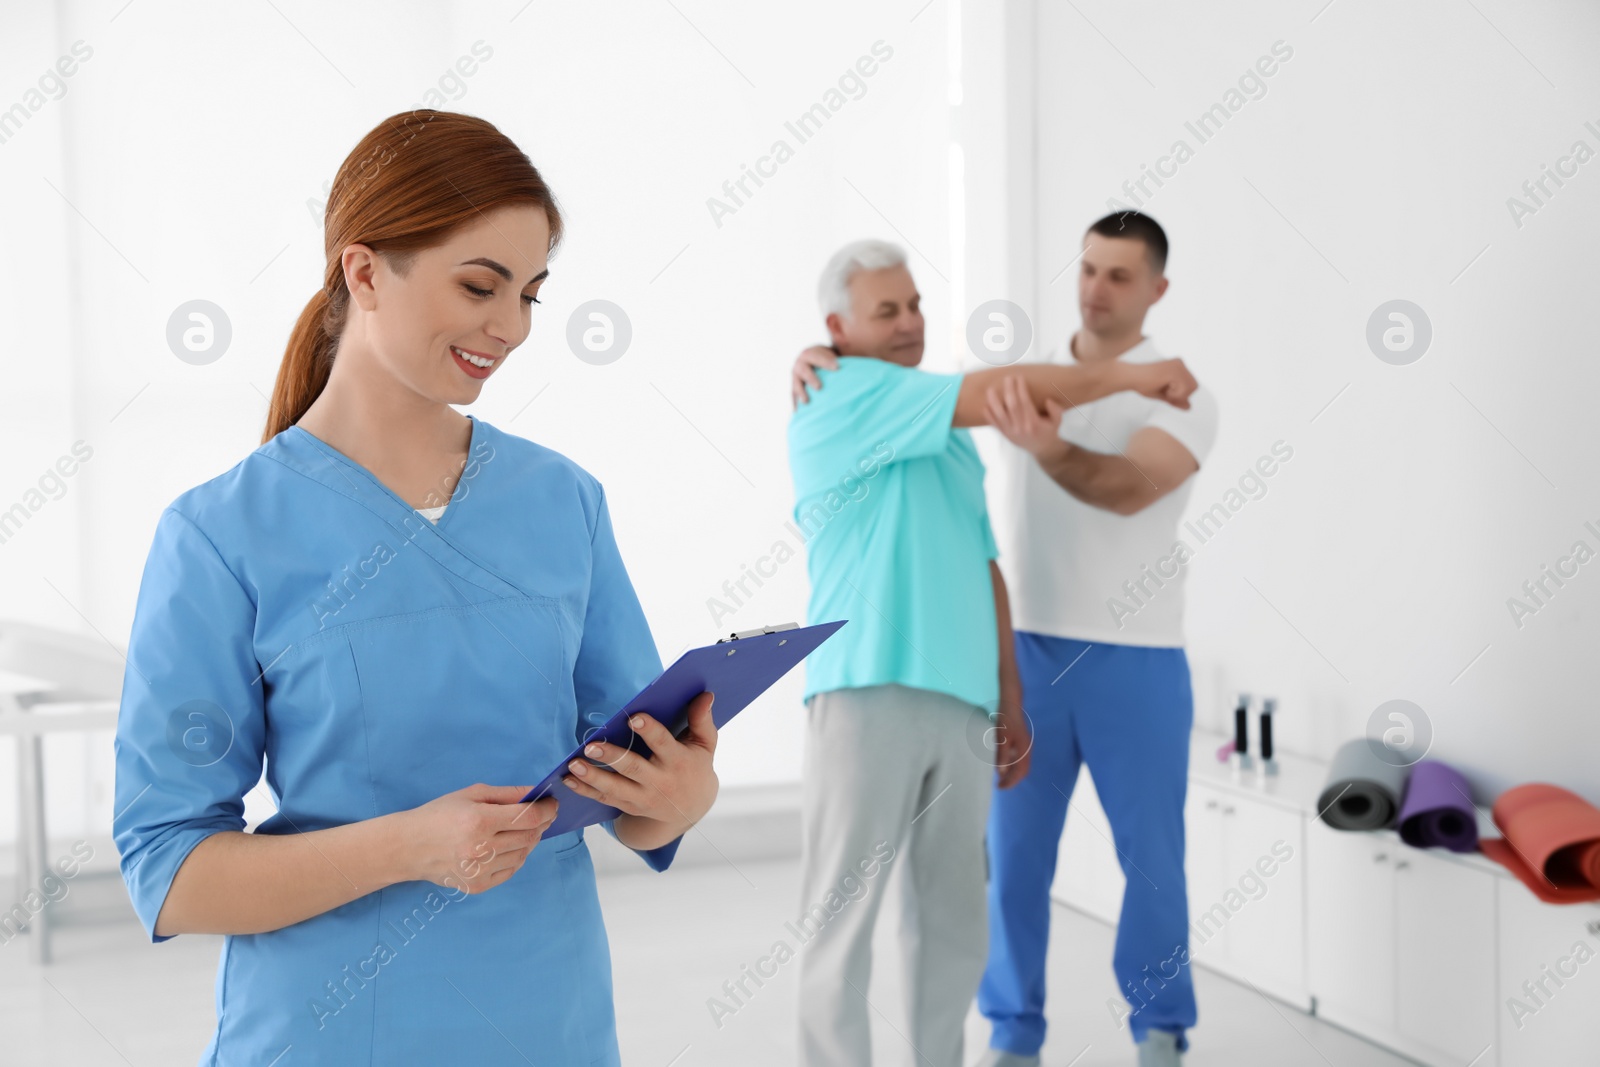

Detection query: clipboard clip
xmin=716 ymin=621 xmax=800 ymax=643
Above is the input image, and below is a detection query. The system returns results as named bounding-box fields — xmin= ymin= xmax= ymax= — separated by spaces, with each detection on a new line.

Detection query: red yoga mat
xmin=1479 ymin=784 xmax=1600 ymax=904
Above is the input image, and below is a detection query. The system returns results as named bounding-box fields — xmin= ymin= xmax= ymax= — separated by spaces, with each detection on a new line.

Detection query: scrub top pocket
xmin=334 ymin=594 xmax=577 ymax=814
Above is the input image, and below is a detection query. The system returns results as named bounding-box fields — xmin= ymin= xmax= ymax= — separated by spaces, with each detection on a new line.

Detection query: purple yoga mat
xmin=1397 ymin=760 xmax=1479 ymax=852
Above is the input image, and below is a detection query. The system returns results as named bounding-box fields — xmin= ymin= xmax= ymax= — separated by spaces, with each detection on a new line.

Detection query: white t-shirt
xmin=417 ymin=504 xmax=447 ymax=523
xmin=990 ymin=336 xmax=1220 ymax=648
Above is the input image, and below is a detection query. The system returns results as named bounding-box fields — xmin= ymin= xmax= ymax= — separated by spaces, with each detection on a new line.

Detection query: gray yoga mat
xmin=1318 ymin=738 xmax=1410 ymax=831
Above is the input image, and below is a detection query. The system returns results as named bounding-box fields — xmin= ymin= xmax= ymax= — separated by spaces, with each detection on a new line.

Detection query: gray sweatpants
xmin=797 ymin=683 xmax=995 ymax=1067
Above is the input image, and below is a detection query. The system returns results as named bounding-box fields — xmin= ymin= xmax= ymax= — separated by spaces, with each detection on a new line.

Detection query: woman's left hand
xmin=561 ymin=691 xmax=720 ymax=850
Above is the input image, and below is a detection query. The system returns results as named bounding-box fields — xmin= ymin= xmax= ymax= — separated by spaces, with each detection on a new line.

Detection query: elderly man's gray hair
xmin=816 ymin=239 xmax=908 ymax=320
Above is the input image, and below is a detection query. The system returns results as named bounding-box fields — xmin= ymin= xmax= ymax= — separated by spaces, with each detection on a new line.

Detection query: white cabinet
xmin=1307 ymin=823 xmax=1399 ymax=1032
xmin=1496 ymin=891 xmax=1600 ymax=1066
xmin=1056 ymin=772 xmax=1308 ymax=1008
xmin=1183 ymin=784 xmax=1233 ymax=970
xmin=1395 ymin=848 xmax=1498 ymax=1065
xmin=1048 ymin=730 xmax=1598 ymax=1065
xmin=1205 ymin=786 xmax=1307 ymax=1008
xmin=1307 ymin=821 xmax=1500 ymax=1066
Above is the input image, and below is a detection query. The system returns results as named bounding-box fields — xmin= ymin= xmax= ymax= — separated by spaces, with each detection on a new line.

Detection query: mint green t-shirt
xmin=787 ymin=356 xmax=999 ymax=713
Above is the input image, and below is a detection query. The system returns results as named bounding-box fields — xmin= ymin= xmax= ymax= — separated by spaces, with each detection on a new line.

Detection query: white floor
xmin=0 ymin=853 xmax=1418 ymax=1066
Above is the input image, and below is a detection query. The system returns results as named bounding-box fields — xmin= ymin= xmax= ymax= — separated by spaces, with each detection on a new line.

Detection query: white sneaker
xmin=974 ymin=1049 xmax=1041 ymax=1067
xmin=1136 ymin=1029 xmax=1183 ymax=1066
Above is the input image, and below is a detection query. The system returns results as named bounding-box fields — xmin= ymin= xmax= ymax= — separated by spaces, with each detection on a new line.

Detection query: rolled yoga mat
xmin=1479 ymin=784 xmax=1600 ymax=904
xmin=1317 ymin=738 xmax=1410 ymax=831
xmin=1397 ymin=760 xmax=1479 ymax=852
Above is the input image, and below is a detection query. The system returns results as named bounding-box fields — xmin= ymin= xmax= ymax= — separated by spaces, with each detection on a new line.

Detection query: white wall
xmin=1017 ymin=0 xmax=1600 ymax=802
xmin=8 ymin=0 xmax=1594 ymax=852
xmin=0 ymin=0 xmax=955 ymax=844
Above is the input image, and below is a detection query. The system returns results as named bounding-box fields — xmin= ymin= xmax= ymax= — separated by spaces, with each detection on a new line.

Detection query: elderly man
xmin=786 ymin=238 xmax=1196 ymax=1067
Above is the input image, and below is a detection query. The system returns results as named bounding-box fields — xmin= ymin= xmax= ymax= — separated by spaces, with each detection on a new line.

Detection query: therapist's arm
xmin=154 ymin=786 xmax=560 ymax=937
xmin=985 ymin=374 xmax=1200 ymax=515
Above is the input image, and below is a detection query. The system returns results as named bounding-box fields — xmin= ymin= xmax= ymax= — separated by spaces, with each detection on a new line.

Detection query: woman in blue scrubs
xmin=111 ymin=110 xmax=720 ymax=1065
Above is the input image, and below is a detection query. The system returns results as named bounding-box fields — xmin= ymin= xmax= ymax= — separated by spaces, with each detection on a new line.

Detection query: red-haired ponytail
xmin=264 ymin=288 xmax=339 ymax=444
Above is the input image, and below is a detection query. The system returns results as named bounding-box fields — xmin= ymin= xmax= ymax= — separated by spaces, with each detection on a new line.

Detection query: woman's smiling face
xmin=341 ymin=203 xmax=551 ymax=405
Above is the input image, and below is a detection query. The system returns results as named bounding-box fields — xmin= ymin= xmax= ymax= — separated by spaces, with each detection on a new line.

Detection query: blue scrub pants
xmin=980 ymin=630 xmax=1197 ymax=1054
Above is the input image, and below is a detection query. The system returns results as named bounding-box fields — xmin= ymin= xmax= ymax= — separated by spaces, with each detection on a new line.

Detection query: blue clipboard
xmin=525 ymin=619 xmax=847 ymax=839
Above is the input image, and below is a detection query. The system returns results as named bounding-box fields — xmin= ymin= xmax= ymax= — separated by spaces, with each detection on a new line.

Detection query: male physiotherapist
xmin=979 ymin=212 xmax=1218 ymax=1067
xmin=786 ymin=237 xmax=1197 ymax=1067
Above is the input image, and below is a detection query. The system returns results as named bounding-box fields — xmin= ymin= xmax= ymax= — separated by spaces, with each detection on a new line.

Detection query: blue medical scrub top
xmin=111 ymin=414 xmax=682 ymax=1066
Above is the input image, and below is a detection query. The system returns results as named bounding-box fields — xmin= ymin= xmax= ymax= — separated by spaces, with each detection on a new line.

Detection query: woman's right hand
xmin=400 ymin=783 xmax=559 ymax=895
xmin=1124 ymin=357 xmax=1197 ymax=409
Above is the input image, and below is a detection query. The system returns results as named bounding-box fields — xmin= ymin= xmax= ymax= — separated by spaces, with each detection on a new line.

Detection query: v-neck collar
xmin=269 ymin=414 xmax=528 ymax=599
xmin=285 ymin=413 xmax=484 ymax=532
